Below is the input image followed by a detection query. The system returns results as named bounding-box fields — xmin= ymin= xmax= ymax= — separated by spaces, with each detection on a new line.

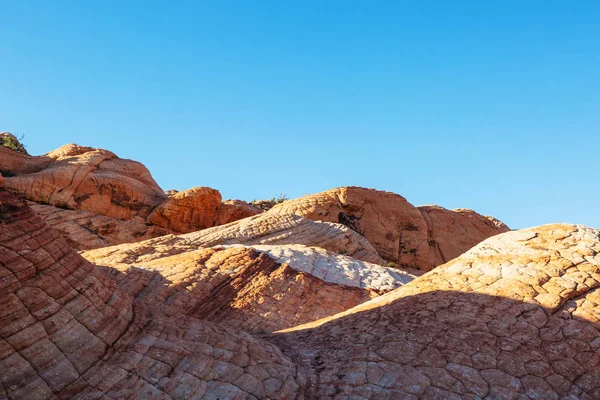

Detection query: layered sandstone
xmin=29 ymin=201 xmax=172 ymax=250
xmin=2 ymin=187 xmax=600 ymax=399
xmin=147 ymin=187 xmax=222 ymax=233
xmin=419 ymin=204 xmax=510 ymax=266
xmin=147 ymin=191 xmax=263 ymax=234
xmin=0 ymin=189 xmax=303 ymax=399
xmin=0 ymin=143 xmax=263 ymax=248
xmin=270 ymin=186 xmax=509 ymax=270
xmin=270 ymin=224 xmax=600 ymax=399
xmin=216 ymin=199 xmax=263 ymax=226
xmin=2 ymin=143 xmax=168 ymax=220
xmin=96 ymin=244 xmax=412 ymax=334
xmin=83 ymin=212 xmax=386 ymax=266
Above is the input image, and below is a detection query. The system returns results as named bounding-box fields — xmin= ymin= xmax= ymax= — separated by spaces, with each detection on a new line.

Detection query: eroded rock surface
xmin=2 ymin=187 xmax=600 ymax=400
xmin=216 ymin=200 xmax=263 ymax=226
xmin=419 ymin=204 xmax=510 ymax=266
xmin=270 ymin=186 xmax=509 ymax=270
xmin=3 ymin=143 xmax=168 ymax=220
xmin=83 ymin=212 xmax=386 ymax=266
xmin=147 ymin=187 xmax=222 ymax=233
xmin=97 ymin=244 xmax=408 ymax=334
xmin=0 ymin=190 xmax=303 ymax=399
xmin=271 ymin=187 xmax=429 ymax=267
xmin=29 ymin=201 xmax=172 ymax=250
xmin=270 ymin=224 xmax=600 ymax=399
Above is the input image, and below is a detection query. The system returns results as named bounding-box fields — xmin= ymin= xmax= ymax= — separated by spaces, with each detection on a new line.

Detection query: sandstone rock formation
xmin=216 ymin=200 xmax=262 ymax=226
xmin=270 ymin=186 xmax=510 ymax=270
xmin=2 ymin=143 xmax=168 ymax=220
xmin=147 ymin=187 xmax=222 ymax=233
xmin=2 ymin=188 xmax=600 ymax=399
xmin=83 ymin=212 xmax=386 ymax=266
xmin=0 ymin=189 xmax=303 ymax=399
xmin=419 ymin=204 xmax=510 ymax=267
xmin=95 ymin=244 xmax=412 ymax=334
xmin=270 ymin=187 xmax=429 ymax=266
xmin=29 ymin=201 xmax=172 ymax=250
xmin=270 ymin=224 xmax=600 ymax=399
xmin=0 ymin=143 xmax=264 ymax=249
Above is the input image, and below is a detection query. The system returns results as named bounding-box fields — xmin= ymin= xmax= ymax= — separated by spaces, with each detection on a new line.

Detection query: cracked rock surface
xmin=28 ymin=201 xmax=173 ymax=250
xmin=2 ymin=188 xmax=600 ymax=399
xmin=270 ymin=186 xmax=509 ymax=270
xmin=82 ymin=211 xmax=386 ymax=265
xmin=270 ymin=224 xmax=600 ymax=399
xmin=0 ymin=190 xmax=303 ymax=400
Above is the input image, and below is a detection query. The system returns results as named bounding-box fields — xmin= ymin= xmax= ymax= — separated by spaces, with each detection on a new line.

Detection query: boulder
xmin=147 ymin=186 xmax=222 ymax=233
xmin=215 ymin=199 xmax=262 ymax=226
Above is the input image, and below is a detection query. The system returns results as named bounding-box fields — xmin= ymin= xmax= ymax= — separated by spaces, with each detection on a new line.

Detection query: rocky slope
xmin=0 ymin=189 xmax=303 ymax=399
xmin=2 ymin=189 xmax=599 ymax=399
xmin=270 ymin=186 xmax=509 ymax=270
xmin=0 ymin=138 xmax=508 ymax=271
xmin=0 ymin=141 xmax=263 ymax=248
xmin=82 ymin=211 xmax=386 ymax=265
xmin=96 ymin=244 xmax=413 ymax=334
xmin=270 ymin=223 xmax=600 ymax=399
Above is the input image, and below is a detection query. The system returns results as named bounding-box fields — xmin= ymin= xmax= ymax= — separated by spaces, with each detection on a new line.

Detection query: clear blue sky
xmin=1 ymin=1 xmax=599 ymax=229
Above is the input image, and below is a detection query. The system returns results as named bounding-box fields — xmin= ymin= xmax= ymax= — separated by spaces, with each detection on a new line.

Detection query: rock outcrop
xmin=95 ymin=244 xmax=412 ymax=334
xmin=83 ymin=212 xmax=386 ymax=266
xmin=0 ymin=189 xmax=303 ymax=399
xmin=29 ymin=202 xmax=173 ymax=250
xmin=147 ymin=187 xmax=222 ymax=233
xmin=147 ymin=191 xmax=263 ymax=234
xmin=271 ymin=187 xmax=429 ymax=267
xmin=0 ymin=144 xmax=265 ymax=249
xmin=270 ymin=186 xmax=509 ymax=270
xmin=216 ymin=199 xmax=263 ymax=226
xmin=270 ymin=224 xmax=600 ymax=399
xmin=2 ymin=144 xmax=168 ymax=220
xmin=419 ymin=204 xmax=511 ymax=266
xmin=2 ymin=187 xmax=600 ymax=399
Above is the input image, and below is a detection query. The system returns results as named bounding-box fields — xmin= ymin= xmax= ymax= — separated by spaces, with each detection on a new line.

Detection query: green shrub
xmin=0 ymin=133 xmax=27 ymax=154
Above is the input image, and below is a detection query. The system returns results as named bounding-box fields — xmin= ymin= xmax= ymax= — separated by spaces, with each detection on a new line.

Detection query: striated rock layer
xmin=270 ymin=224 xmax=600 ymax=399
xmin=419 ymin=204 xmax=510 ymax=267
xmin=0 ymin=189 xmax=303 ymax=399
xmin=28 ymin=201 xmax=173 ymax=250
xmin=0 ymin=144 xmax=263 ymax=248
xmin=2 ymin=187 xmax=600 ymax=399
xmin=3 ymin=143 xmax=168 ymax=220
xmin=83 ymin=211 xmax=386 ymax=265
xmin=271 ymin=186 xmax=509 ymax=270
xmin=97 ymin=244 xmax=412 ymax=334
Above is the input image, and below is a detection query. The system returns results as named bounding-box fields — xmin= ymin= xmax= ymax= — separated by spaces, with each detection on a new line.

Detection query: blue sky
xmin=1 ymin=1 xmax=599 ymax=229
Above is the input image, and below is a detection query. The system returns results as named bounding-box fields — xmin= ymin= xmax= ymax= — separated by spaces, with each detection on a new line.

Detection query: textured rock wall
xmin=0 ymin=189 xmax=305 ymax=399
xmin=270 ymin=224 xmax=600 ymax=399
xmin=83 ymin=212 xmax=386 ymax=266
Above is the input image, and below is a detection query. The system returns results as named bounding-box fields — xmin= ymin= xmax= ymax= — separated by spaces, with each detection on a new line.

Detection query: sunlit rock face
xmin=0 ymin=190 xmax=303 ymax=399
xmin=269 ymin=186 xmax=509 ymax=270
xmin=270 ymin=224 xmax=600 ymax=399
xmin=2 ymin=185 xmax=600 ymax=399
